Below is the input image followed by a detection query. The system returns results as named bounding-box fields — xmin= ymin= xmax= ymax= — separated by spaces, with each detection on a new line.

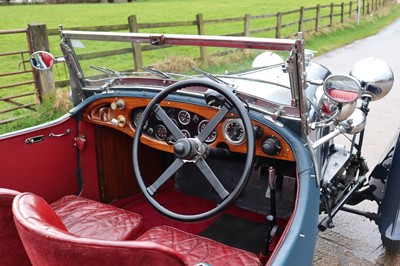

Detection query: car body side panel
xmin=378 ymin=129 xmax=400 ymax=240
xmin=269 ymin=128 xmax=319 ymax=265
xmin=0 ymin=116 xmax=79 ymax=202
xmin=249 ymin=111 xmax=319 ymax=265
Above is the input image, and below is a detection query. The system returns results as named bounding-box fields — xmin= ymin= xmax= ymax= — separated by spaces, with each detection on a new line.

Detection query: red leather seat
xmin=13 ymin=192 xmax=186 ymax=265
xmin=0 ymin=188 xmax=31 ymax=266
xmin=137 ymin=225 xmax=262 ymax=266
xmin=13 ymin=192 xmax=262 ymax=266
xmin=1 ymin=191 xmax=143 ymax=265
xmin=51 ymin=195 xmax=144 ymax=240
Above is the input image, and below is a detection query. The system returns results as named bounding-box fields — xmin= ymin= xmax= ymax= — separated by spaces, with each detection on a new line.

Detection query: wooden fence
xmin=33 ymin=0 xmax=390 ymax=89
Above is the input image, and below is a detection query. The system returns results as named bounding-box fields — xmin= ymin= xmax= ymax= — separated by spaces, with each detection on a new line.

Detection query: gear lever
xmin=262 ymin=166 xmax=279 ymax=257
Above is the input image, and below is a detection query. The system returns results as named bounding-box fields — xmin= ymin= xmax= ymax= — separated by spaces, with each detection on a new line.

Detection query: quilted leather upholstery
xmin=51 ymin=195 xmax=144 ymax=240
xmin=138 ymin=225 xmax=262 ymax=266
xmin=13 ymin=192 xmax=186 ymax=266
xmin=14 ymin=191 xmax=68 ymax=232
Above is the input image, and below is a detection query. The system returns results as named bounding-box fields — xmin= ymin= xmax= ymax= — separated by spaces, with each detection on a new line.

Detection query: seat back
xmin=13 ymin=192 xmax=186 ymax=266
xmin=0 ymin=188 xmax=31 ymax=266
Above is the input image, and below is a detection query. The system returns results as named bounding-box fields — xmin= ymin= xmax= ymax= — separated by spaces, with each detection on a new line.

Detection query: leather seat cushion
xmin=137 ymin=225 xmax=262 ymax=266
xmin=51 ymin=195 xmax=144 ymax=241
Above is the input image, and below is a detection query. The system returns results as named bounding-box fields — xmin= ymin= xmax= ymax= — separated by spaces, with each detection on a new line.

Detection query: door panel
xmin=0 ymin=116 xmax=79 ymax=202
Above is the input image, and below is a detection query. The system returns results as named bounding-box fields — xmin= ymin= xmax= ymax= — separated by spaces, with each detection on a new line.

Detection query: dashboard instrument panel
xmin=82 ymin=97 xmax=295 ymax=162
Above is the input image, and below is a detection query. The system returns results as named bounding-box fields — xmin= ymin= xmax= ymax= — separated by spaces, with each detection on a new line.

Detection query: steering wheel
xmin=132 ymin=79 xmax=255 ymax=222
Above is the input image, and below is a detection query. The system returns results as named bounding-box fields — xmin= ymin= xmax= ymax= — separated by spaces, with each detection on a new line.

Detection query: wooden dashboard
xmin=81 ymin=96 xmax=295 ymax=162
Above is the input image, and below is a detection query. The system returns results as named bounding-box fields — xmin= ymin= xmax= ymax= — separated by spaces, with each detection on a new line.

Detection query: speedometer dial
xmin=133 ymin=109 xmax=148 ymax=129
xmin=223 ymin=118 xmax=246 ymax=145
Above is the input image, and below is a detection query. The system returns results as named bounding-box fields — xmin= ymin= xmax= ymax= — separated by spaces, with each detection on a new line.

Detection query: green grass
xmin=0 ymin=0 xmax=399 ymax=135
xmin=306 ymin=6 xmax=400 ymax=54
xmin=0 ymin=0 xmax=350 ymax=30
xmin=0 ymin=88 xmax=71 ymax=135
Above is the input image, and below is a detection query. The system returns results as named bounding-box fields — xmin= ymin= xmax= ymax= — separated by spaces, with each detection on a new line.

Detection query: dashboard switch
xmin=261 ymin=135 xmax=282 ymax=156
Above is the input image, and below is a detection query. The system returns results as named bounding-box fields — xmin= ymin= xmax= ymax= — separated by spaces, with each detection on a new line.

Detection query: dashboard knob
xmin=261 ymin=135 xmax=282 ymax=156
xmin=253 ymin=125 xmax=263 ymax=139
xmin=111 ymin=115 xmax=126 ymax=128
xmin=110 ymin=99 xmax=125 ymax=110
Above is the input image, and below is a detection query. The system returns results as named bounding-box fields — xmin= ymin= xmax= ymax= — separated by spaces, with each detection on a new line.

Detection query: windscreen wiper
xmin=139 ymin=66 xmax=171 ymax=79
xmin=191 ymin=66 xmax=233 ymax=87
xmin=90 ymin=65 xmax=125 ymax=77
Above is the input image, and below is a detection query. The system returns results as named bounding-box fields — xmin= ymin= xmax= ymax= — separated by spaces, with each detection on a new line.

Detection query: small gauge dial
xmin=198 ymin=120 xmax=217 ymax=143
xmin=154 ymin=125 xmax=168 ymax=140
xmin=181 ymin=129 xmax=191 ymax=138
xmin=133 ymin=109 xmax=148 ymax=129
xmin=178 ymin=110 xmax=191 ymax=125
xmin=223 ymin=119 xmax=246 ymax=145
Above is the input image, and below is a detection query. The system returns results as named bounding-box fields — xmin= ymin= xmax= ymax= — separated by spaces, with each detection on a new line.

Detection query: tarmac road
xmin=312 ymin=14 xmax=400 ymax=266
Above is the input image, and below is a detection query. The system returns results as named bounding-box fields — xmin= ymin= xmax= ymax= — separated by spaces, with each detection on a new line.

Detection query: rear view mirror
xmin=30 ymin=51 xmax=63 ymax=70
xmin=323 ymin=75 xmax=361 ymax=103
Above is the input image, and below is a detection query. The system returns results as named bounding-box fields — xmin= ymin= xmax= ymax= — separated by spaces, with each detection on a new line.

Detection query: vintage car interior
xmin=2 ymin=84 xmax=302 ymax=265
xmin=68 ymin=79 xmax=299 ymax=264
xmin=0 ymin=31 xmax=341 ymax=265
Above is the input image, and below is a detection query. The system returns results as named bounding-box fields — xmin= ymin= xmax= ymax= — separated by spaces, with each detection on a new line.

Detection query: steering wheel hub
xmin=174 ymin=139 xmax=194 ymax=159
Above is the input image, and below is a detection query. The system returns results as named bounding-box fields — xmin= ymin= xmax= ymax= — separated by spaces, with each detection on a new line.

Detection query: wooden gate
xmin=0 ymin=29 xmax=38 ymax=125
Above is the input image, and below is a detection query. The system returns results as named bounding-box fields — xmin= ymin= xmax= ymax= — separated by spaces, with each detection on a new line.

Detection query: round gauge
xmin=133 ymin=109 xmax=148 ymax=129
xmin=178 ymin=110 xmax=191 ymax=125
xmin=154 ymin=125 xmax=168 ymax=140
xmin=198 ymin=120 xmax=217 ymax=143
xmin=223 ymin=119 xmax=246 ymax=145
xmin=181 ymin=129 xmax=191 ymax=138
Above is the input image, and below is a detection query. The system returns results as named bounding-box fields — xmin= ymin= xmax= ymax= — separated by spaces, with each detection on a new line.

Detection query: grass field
xmin=0 ymin=0 xmax=399 ymax=134
xmin=0 ymin=0 xmax=351 ymax=30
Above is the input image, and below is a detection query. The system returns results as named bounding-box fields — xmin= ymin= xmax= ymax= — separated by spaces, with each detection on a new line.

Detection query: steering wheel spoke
xmin=195 ymin=157 xmax=229 ymax=200
xmin=197 ymin=104 xmax=231 ymax=143
xmin=147 ymin=158 xmax=185 ymax=195
xmin=153 ymin=104 xmax=185 ymax=140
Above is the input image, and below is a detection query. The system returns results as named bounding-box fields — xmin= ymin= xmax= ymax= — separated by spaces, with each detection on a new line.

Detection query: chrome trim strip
xmin=61 ymin=30 xmax=297 ymax=51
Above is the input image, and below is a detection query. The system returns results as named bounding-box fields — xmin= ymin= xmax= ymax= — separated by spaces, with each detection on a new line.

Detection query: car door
xmin=0 ymin=115 xmax=80 ymax=202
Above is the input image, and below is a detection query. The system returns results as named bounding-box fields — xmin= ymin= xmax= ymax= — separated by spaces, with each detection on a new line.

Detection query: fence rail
xmin=42 ymin=0 xmax=387 ymax=89
xmin=47 ymin=0 xmax=383 ymax=39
